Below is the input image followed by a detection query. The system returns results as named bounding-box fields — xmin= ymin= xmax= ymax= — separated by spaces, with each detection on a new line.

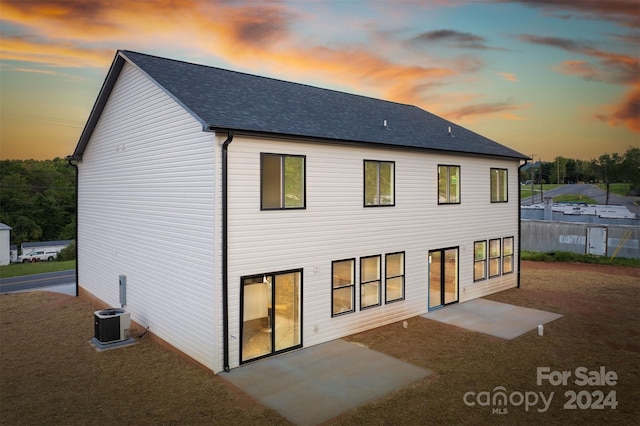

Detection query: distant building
xmin=21 ymin=240 xmax=73 ymax=256
xmin=521 ymin=201 xmax=638 ymax=226
xmin=0 ymin=223 xmax=12 ymax=266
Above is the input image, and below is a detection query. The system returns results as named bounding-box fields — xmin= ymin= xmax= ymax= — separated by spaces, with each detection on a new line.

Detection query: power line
xmin=1 ymin=110 xmax=84 ymax=128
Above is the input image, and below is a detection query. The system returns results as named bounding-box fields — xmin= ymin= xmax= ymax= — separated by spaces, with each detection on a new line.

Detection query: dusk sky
xmin=0 ymin=0 xmax=638 ymax=161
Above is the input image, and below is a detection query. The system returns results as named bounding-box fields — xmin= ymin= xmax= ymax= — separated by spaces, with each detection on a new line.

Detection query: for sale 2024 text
xmin=537 ymin=366 xmax=618 ymax=410
xmin=462 ymin=366 xmax=618 ymax=414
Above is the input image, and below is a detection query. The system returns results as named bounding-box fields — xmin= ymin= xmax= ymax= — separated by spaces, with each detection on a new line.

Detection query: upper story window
xmin=490 ymin=168 xmax=508 ymax=203
xmin=261 ymin=153 xmax=305 ymax=210
xmin=438 ymin=165 xmax=460 ymax=204
xmin=364 ymin=160 xmax=395 ymax=207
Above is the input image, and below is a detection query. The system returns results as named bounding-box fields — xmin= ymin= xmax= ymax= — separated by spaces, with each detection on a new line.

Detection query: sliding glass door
xmin=428 ymin=247 xmax=459 ymax=309
xmin=241 ymin=270 xmax=302 ymax=363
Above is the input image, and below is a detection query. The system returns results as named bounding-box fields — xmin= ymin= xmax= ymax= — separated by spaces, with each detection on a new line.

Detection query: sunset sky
xmin=0 ymin=0 xmax=638 ymax=161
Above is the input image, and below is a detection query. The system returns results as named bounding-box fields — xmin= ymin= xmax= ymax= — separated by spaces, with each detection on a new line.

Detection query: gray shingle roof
xmin=72 ymin=50 xmax=527 ymax=160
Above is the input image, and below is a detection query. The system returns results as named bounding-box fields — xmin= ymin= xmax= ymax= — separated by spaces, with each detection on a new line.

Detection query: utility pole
xmin=539 ymin=157 xmax=543 ymax=203
xmin=530 ymin=153 xmax=537 ymax=204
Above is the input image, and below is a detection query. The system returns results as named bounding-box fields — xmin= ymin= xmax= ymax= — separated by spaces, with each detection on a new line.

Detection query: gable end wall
xmin=77 ymin=62 xmax=220 ymax=371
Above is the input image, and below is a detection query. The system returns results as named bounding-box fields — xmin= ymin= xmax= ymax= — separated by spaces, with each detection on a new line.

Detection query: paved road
xmin=522 ymin=184 xmax=640 ymax=215
xmin=0 ymin=269 xmax=76 ymax=294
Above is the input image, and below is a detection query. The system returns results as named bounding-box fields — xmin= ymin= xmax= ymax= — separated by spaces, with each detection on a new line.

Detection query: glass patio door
xmin=241 ymin=270 xmax=302 ymax=363
xmin=428 ymin=247 xmax=459 ymax=309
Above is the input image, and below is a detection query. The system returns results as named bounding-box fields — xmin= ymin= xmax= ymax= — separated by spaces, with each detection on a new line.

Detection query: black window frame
xmin=360 ymin=255 xmax=382 ymax=309
xmin=239 ymin=268 xmax=303 ymax=364
xmin=438 ymin=164 xmax=461 ymax=204
xmin=260 ymin=153 xmax=306 ymax=210
xmin=490 ymin=168 xmax=508 ymax=203
xmin=503 ymin=236 xmax=514 ymax=275
xmin=331 ymin=258 xmax=356 ymax=317
xmin=385 ymin=251 xmax=405 ymax=303
xmin=489 ymin=238 xmax=502 ymax=277
xmin=473 ymin=240 xmax=487 ymax=282
xmin=363 ymin=160 xmax=395 ymax=207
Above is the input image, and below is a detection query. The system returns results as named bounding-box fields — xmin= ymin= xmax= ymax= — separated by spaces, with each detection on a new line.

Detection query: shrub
xmin=57 ymin=241 xmax=76 ymax=261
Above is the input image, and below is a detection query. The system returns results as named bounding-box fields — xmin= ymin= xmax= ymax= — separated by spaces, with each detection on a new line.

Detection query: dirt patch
xmin=1 ymin=263 xmax=639 ymax=425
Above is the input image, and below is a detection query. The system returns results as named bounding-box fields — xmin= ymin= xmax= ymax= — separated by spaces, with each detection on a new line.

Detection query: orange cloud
xmin=498 ymin=72 xmax=518 ymax=82
xmin=0 ymin=0 xmax=520 ymax=127
xmin=595 ymin=84 xmax=640 ymax=132
xmin=520 ymin=33 xmax=639 ymax=133
xmin=497 ymin=0 xmax=640 ymax=28
xmin=0 ymin=36 xmax=112 ymax=69
xmin=443 ymin=101 xmax=527 ymax=122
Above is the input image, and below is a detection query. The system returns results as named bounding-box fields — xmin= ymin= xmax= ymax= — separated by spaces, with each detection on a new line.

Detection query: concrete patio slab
xmin=222 ymin=339 xmax=431 ymax=425
xmin=423 ymin=298 xmax=563 ymax=340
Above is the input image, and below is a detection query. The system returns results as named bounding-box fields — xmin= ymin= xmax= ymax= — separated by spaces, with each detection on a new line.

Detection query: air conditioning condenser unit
xmin=94 ymin=308 xmax=130 ymax=343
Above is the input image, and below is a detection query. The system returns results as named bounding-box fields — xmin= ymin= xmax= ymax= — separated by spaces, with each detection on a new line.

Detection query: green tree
xmin=11 ymin=216 xmax=43 ymax=250
xmin=0 ymin=159 xmax=75 ymax=249
xmin=622 ymin=147 xmax=640 ymax=195
xmin=596 ymin=153 xmax=624 ymax=204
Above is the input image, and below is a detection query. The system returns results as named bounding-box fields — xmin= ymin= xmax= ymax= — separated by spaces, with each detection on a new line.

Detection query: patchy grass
xmin=342 ymin=265 xmax=639 ymax=425
xmin=0 ymin=260 xmax=76 ymax=278
xmin=520 ymin=184 xmax=561 ymax=200
xmin=522 ymin=251 xmax=640 ymax=267
xmin=596 ymin=183 xmax=631 ymax=196
xmin=1 ymin=264 xmax=638 ymax=425
xmin=0 ymin=291 xmax=286 ymax=425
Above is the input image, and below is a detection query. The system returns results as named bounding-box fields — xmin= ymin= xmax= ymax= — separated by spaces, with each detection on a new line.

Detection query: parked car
xmin=17 ymin=251 xmax=58 ymax=263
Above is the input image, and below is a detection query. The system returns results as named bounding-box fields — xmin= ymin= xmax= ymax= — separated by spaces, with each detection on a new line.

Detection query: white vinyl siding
xmin=77 ymin=61 xmax=521 ymax=374
xmin=77 ymin=62 xmax=220 ymax=371
xmin=224 ymin=135 xmax=520 ymax=368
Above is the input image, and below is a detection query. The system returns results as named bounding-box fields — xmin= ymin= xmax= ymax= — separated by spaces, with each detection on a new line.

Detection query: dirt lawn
xmin=1 ymin=261 xmax=638 ymax=425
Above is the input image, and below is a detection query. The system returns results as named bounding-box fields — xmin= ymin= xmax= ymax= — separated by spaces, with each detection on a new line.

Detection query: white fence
xmin=522 ymin=220 xmax=640 ymax=259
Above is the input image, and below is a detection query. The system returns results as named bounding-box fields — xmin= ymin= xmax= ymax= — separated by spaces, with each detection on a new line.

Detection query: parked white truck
xmin=17 ymin=250 xmax=58 ymax=263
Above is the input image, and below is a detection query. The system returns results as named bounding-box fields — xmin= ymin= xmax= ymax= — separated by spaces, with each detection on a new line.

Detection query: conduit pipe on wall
xmin=66 ymin=156 xmax=79 ymax=298
xmin=221 ymin=131 xmax=234 ymax=372
xmin=517 ymin=159 xmax=529 ymax=289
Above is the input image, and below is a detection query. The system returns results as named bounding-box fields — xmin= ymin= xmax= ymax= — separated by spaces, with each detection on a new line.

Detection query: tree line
xmin=0 ymin=158 xmax=75 ymax=250
xmin=520 ymin=147 xmax=640 ymax=201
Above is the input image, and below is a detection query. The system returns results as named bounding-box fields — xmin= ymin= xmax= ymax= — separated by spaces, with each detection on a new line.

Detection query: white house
xmin=70 ymin=50 xmax=528 ymax=373
xmin=0 ymin=223 xmax=11 ymax=266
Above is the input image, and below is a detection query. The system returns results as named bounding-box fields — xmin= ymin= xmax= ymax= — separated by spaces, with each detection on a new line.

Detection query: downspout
xmin=66 ymin=156 xmax=79 ymax=297
xmin=517 ymin=159 xmax=528 ymax=289
xmin=221 ymin=131 xmax=234 ymax=372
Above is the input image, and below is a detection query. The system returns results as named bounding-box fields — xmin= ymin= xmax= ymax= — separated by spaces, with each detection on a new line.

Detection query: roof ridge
xmin=120 ymin=50 xmax=417 ymax=109
xmin=72 ymin=50 xmax=528 ymax=160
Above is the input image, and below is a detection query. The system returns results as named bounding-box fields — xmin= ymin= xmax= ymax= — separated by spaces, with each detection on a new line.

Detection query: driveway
xmin=0 ymin=269 xmax=76 ymax=295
